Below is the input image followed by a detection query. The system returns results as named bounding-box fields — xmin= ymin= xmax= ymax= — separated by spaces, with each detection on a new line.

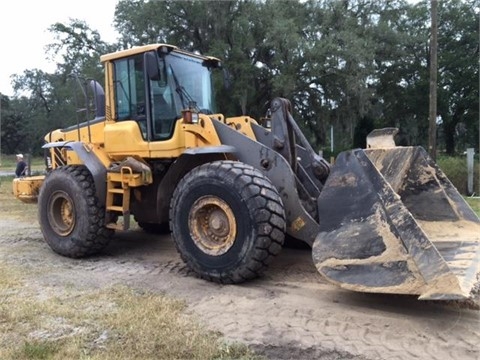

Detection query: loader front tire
xmin=170 ymin=161 xmax=286 ymax=284
xmin=38 ymin=165 xmax=112 ymax=258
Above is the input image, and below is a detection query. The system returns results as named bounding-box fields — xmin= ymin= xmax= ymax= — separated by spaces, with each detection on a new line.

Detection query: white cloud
xmin=0 ymin=0 xmax=118 ymax=96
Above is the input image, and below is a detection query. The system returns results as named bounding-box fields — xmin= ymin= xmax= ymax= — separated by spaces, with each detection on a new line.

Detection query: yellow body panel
xmin=12 ymin=176 xmax=45 ymax=203
xmin=44 ymin=114 xmax=260 ymax=165
xmin=102 ymin=115 xmax=247 ymax=160
xmin=46 ymin=120 xmax=106 ymax=145
xmin=223 ymin=116 xmax=258 ymax=139
xmin=107 ymin=171 xmax=151 ymax=188
xmin=47 ymin=142 xmax=112 ymax=169
xmin=182 ymin=114 xmax=223 ymax=148
xmin=103 ymin=121 xmax=150 ymax=159
xmin=64 ymin=150 xmax=83 ymax=166
xmin=148 ymin=121 xmax=188 ymax=157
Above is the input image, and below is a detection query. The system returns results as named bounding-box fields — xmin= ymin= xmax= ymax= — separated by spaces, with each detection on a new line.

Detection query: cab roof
xmin=100 ymin=43 xmax=221 ymax=65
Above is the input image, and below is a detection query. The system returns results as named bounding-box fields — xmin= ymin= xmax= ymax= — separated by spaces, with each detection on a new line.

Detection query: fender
xmin=153 ymin=149 xmax=235 ymax=224
xmin=43 ymin=141 xmax=107 ymax=206
xmin=212 ymin=119 xmax=321 ymax=244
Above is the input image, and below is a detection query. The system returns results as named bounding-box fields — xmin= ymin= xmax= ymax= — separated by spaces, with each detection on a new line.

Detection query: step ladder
xmin=104 ymin=157 xmax=153 ymax=231
xmin=105 ymin=167 xmax=134 ymax=230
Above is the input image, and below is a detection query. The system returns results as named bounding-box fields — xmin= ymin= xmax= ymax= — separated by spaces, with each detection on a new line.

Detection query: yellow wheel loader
xmin=13 ymin=44 xmax=480 ymax=300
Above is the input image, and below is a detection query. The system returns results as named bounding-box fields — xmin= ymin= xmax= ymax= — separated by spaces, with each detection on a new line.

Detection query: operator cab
xmin=106 ymin=44 xmax=220 ymax=141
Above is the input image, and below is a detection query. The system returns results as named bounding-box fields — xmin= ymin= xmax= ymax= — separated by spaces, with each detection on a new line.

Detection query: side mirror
xmin=145 ymin=51 xmax=167 ymax=86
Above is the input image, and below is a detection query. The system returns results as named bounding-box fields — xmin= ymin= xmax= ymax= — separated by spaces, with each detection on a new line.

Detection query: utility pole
xmin=428 ymin=0 xmax=438 ymax=160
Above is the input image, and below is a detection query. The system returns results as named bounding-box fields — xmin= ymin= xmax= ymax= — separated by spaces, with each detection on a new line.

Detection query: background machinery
xmin=13 ymin=44 xmax=480 ymax=301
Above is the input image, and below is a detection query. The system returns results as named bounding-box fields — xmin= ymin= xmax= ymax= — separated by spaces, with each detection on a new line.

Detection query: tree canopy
xmin=1 ymin=0 xmax=478 ymax=156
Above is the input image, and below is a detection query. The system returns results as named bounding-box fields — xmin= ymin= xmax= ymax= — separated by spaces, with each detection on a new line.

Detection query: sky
xmin=0 ymin=0 xmax=119 ymax=97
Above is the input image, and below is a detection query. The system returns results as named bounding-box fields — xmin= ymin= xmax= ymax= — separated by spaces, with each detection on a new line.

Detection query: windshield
xmin=164 ymin=52 xmax=217 ymax=115
xmin=112 ymin=49 xmax=218 ymax=141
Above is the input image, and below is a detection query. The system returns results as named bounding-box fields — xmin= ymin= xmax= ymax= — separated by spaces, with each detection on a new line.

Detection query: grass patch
xmin=0 ymin=264 xmax=260 ymax=360
xmin=0 ymin=154 xmax=45 ymax=173
xmin=437 ymin=155 xmax=480 ymax=196
xmin=0 ymin=175 xmax=38 ymax=219
xmin=22 ymin=341 xmax=60 ymax=360
xmin=0 ymin=178 xmax=260 ymax=360
xmin=465 ymin=197 xmax=480 ymax=217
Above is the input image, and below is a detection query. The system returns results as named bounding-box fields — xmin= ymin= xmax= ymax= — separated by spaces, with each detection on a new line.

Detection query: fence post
xmin=466 ymin=148 xmax=474 ymax=196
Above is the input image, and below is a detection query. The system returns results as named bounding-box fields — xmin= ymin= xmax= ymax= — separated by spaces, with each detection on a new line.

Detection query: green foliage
xmin=46 ymin=20 xmax=113 ymax=77
xmin=0 ymin=95 xmax=28 ymax=154
xmin=21 ymin=341 xmax=59 ymax=360
xmin=465 ymin=197 xmax=480 ymax=216
xmin=2 ymin=19 xmax=121 ymax=155
xmin=0 ymin=0 xmax=478 ymax=156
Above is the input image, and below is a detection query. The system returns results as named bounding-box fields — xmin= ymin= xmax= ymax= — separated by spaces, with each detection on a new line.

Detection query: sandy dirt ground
xmin=1 ymin=215 xmax=479 ymax=360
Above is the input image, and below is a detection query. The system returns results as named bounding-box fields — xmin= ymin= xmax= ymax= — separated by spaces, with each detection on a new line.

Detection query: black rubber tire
xmin=137 ymin=221 xmax=170 ymax=234
xmin=169 ymin=160 xmax=286 ymax=284
xmin=38 ymin=165 xmax=113 ymax=258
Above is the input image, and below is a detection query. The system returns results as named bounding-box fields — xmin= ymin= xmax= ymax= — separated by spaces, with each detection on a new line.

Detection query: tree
xmin=7 ymin=20 xmax=118 ymax=153
xmin=2 ymin=0 xmax=477 ymax=156
xmin=46 ymin=20 xmax=116 ymax=77
xmin=114 ymin=0 xmax=273 ymax=117
xmin=436 ymin=0 xmax=479 ymax=154
xmin=0 ymin=95 xmax=29 ymax=154
xmin=428 ymin=0 xmax=438 ymax=160
xmin=375 ymin=0 xmax=479 ymax=153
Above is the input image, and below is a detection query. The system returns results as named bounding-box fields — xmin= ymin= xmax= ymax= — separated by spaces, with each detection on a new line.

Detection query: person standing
xmin=15 ymin=154 xmax=27 ymax=177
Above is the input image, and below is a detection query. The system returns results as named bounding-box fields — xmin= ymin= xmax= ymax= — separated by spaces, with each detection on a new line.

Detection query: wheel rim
xmin=189 ymin=195 xmax=237 ymax=255
xmin=48 ymin=191 xmax=75 ymax=236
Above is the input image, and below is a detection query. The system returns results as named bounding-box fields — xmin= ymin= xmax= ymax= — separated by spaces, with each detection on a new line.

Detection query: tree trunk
xmin=428 ymin=0 xmax=438 ymax=160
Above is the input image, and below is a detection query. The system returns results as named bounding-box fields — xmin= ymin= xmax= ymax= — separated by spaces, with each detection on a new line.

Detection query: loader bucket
xmin=312 ymin=146 xmax=480 ymax=300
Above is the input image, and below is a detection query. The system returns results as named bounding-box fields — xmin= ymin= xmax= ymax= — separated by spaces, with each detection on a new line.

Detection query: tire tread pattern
xmin=39 ymin=166 xmax=112 ymax=258
xmin=170 ymin=161 xmax=286 ymax=284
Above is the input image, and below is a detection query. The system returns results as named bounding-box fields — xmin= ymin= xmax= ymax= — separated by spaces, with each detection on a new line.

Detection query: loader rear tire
xmin=38 ymin=165 xmax=113 ymax=258
xmin=170 ymin=160 xmax=286 ymax=284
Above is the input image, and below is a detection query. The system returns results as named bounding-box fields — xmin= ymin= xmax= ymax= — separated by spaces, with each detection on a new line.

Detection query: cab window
xmin=113 ymin=55 xmax=146 ymax=122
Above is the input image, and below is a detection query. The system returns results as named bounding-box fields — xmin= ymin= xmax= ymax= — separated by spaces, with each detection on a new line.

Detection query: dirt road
xmin=1 ymin=215 xmax=479 ymax=360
